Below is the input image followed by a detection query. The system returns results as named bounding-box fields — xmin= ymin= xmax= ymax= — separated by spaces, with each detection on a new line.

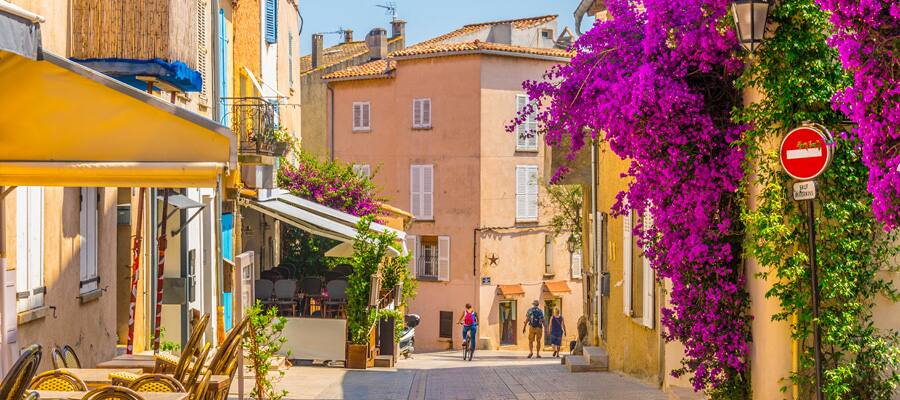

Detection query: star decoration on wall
xmin=488 ymin=253 xmax=499 ymax=265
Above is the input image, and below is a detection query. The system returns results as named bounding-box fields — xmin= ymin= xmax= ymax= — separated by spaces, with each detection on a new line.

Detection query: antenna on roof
xmin=318 ymin=26 xmax=347 ymax=36
xmin=375 ymin=2 xmax=398 ymax=20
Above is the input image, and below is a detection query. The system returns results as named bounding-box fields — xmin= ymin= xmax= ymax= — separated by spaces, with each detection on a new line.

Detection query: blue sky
xmin=297 ymin=0 xmax=587 ymax=54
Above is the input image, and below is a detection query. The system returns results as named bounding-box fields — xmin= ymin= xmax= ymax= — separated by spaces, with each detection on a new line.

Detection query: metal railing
xmin=417 ymin=255 xmax=438 ymax=279
xmin=225 ymin=97 xmax=276 ymax=156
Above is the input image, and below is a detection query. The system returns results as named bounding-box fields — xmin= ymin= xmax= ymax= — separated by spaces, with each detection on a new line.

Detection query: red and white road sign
xmin=779 ymin=125 xmax=833 ymax=180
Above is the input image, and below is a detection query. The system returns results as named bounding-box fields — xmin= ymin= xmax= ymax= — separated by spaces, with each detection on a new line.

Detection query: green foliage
xmin=380 ymin=244 xmax=415 ymax=308
xmin=242 ymin=301 xmax=289 ymax=400
xmin=542 ymin=184 xmax=583 ymax=248
xmin=280 ymin=225 xmax=342 ymax=277
xmin=158 ymin=328 xmax=180 ymax=354
xmin=377 ymin=308 xmax=406 ymax=342
xmin=735 ymin=0 xmax=900 ymax=396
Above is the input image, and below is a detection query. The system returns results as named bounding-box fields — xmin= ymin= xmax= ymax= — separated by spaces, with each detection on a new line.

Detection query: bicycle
xmin=460 ymin=322 xmax=476 ymax=361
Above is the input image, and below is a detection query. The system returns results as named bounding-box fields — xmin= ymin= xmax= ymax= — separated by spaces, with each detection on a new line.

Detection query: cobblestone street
xmin=238 ymin=351 xmax=669 ymax=400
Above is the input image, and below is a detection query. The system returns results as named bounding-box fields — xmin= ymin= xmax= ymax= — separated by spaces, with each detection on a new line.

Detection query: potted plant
xmin=243 ymin=300 xmax=289 ymax=400
xmin=271 ymin=127 xmax=293 ymax=157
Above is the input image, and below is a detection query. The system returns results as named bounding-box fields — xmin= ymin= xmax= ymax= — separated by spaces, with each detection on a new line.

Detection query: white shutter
xmin=80 ymin=188 xmax=99 ymax=294
xmin=362 ymin=103 xmax=370 ymax=129
xmin=642 ymin=212 xmax=654 ymax=328
xmin=571 ymin=249 xmax=582 ymax=278
xmin=527 ymin=166 xmax=539 ymax=219
xmin=422 ymin=99 xmax=431 ymax=127
xmin=410 ymin=165 xmax=422 ymax=218
xmin=516 ymin=95 xmax=528 ymax=150
xmin=413 ymin=99 xmax=422 ymax=127
xmin=422 ymin=165 xmax=433 ymax=220
xmin=622 ymin=210 xmax=633 ymax=316
xmin=15 ymin=188 xmax=28 ymax=312
xmin=353 ymin=103 xmax=362 ymax=130
xmin=405 ymin=235 xmax=417 ymax=278
xmin=437 ymin=236 xmax=450 ymax=281
xmin=516 ymin=166 xmax=528 ymax=220
xmin=353 ymin=164 xmax=371 ymax=179
xmin=16 ymin=187 xmax=44 ymax=312
xmin=544 ymin=234 xmax=553 ymax=275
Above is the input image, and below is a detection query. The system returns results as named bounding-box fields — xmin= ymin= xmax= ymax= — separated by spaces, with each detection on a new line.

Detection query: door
xmin=499 ymin=300 xmax=517 ymax=345
xmin=544 ymin=298 xmax=561 ymax=345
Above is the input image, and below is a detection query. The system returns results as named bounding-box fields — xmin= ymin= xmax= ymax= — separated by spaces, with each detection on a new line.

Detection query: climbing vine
xmin=735 ymin=0 xmax=900 ymax=396
xmin=511 ymin=0 xmax=751 ymax=394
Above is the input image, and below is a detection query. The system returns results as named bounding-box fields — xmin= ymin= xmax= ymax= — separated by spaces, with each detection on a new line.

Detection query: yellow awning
xmin=0 ymin=50 xmax=236 ymax=188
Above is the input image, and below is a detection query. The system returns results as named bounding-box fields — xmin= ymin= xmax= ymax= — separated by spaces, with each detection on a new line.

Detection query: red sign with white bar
xmin=779 ymin=125 xmax=833 ymax=180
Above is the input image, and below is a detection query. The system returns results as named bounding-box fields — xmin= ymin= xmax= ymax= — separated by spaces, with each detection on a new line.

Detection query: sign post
xmin=779 ymin=125 xmax=833 ymax=400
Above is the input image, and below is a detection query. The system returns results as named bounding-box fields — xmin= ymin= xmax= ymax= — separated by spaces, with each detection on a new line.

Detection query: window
xmin=352 ymin=102 xmax=371 ymax=131
xmin=16 ymin=187 xmax=44 ymax=312
xmin=410 ymin=164 xmax=433 ymax=220
xmin=515 ymin=165 xmax=539 ymax=221
xmin=406 ymin=235 xmax=450 ymax=281
xmin=352 ymin=164 xmax=371 ymax=179
xmin=439 ymin=311 xmax=453 ymax=338
xmin=571 ymin=249 xmax=582 ymax=279
xmin=264 ymin=0 xmax=277 ymax=44
xmin=516 ymin=95 xmax=538 ymax=151
xmin=80 ymin=188 xmax=100 ymax=295
xmin=412 ymin=98 xmax=432 ymax=129
xmin=540 ymin=29 xmax=554 ymax=40
xmin=499 ymin=301 xmax=517 ymax=345
xmin=622 ymin=210 xmax=654 ymax=328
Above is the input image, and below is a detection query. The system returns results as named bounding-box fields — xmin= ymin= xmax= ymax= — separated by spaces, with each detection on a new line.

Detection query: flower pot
xmin=272 ymin=141 xmax=291 ymax=157
xmin=346 ymin=343 xmax=368 ymax=369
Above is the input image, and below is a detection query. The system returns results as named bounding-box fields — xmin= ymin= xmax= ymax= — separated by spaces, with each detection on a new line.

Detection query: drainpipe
xmin=214 ymin=176 xmax=224 ymax=345
xmin=590 ymin=139 xmax=600 ymax=344
xmin=328 ymin=86 xmax=335 ymax=161
xmin=0 ymin=186 xmax=11 ymax=373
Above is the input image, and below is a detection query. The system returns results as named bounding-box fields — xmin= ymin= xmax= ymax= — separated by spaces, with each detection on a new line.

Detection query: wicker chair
xmin=128 ymin=373 xmax=186 ymax=392
xmin=80 ymin=386 xmax=144 ymax=400
xmin=0 ymin=344 xmax=42 ymax=400
xmin=188 ymin=369 xmax=212 ymax=400
xmin=156 ymin=314 xmax=210 ymax=376
xmin=23 ymin=391 xmax=39 ymax=400
xmin=208 ymin=315 xmax=249 ymax=375
xmin=62 ymin=345 xmax=82 ymax=368
xmin=28 ymin=369 xmax=88 ymax=392
xmin=50 ymin=347 xmax=67 ymax=369
xmin=180 ymin=342 xmax=211 ymax=390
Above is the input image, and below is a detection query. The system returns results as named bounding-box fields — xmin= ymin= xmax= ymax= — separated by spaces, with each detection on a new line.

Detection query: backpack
xmin=464 ymin=311 xmax=477 ymax=326
xmin=528 ymin=307 xmax=544 ymax=327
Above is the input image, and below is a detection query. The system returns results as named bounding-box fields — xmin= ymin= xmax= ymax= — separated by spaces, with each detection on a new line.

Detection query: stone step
xmin=564 ymin=355 xmax=591 ymax=373
xmin=583 ymin=346 xmax=609 ymax=370
xmin=373 ymin=355 xmax=394 ymax=368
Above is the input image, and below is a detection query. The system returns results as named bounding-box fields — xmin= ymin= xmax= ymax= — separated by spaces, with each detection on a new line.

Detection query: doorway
xmin=544 ymin=298 xmax=561 ymax=345
xmin=499 ymin=300 xmax=517 ymax=345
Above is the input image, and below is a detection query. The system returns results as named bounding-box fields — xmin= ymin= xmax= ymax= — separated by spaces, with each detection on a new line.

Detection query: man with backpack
xmin=523 ymin=299 xmax=545 ymax=358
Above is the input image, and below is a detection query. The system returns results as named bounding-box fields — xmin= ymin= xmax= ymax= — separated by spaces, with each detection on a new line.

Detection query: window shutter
xmin=422 ymin=99 xmax=431 ymax=127
xmin=422 ymin=165 xmax=433 ymax=220
xmin=80 ymin=188 xmax=99 ymax=294
xmin=622 ymin=211 xmax=633 ymax=316
xmin=197 ymin=0 xmax=209 ymax=102
xmin=264 ymin=0 xmax=277 ymax=44
xmin=288 ymin=34 xmax=294 ymax=87
xmin=413 ymin=99 xmax=422 ymax=127
xmin=527 ymin=166 xmax=539 ymax=219
xmin=16 ymin=188 xmax=28 ymax=312
xmin=353 ymin=103 xmax=362 ymax=130
xmin=16 ymin=187 xmax=44 ymax=312
xmin=405 ymin=235 xmax=417 ymax=277
xmin=410 ymin=165 xmax=422 ymax=218
xmin=437 ymin=236 xmax=450 ymax=281
xmin=516 ymin=166 xmax=527 ymax=220
xmin=516 ymin=95 xmax=528 ymax=149
xmin=362 ymin=103 xmax=370 ymax=129
xmin=642 ymin=212 xmax=654 ymax=328
xmin=572 ymin=249 xmax=582 ymax=278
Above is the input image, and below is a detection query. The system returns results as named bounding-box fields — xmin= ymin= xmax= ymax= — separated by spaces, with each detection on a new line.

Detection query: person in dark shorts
xmin=523 ymin=300 xmax=545 ymax=358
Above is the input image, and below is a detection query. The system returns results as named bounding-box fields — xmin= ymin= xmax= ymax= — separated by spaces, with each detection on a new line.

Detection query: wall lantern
xmin=731 ymin=0 xmax=772 ymax=53
xmin=566 ymin=234 xmax=579 ymax=254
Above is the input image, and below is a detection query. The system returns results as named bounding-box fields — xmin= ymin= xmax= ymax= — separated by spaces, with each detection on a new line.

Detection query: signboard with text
xmin=779 ymin=125 xmax=833 ymax=180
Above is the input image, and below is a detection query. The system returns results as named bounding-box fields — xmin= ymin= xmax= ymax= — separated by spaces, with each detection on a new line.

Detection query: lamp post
xmin=566 ymin=234 xmax=578 ymax=254
xmin=730 ymin=0 xmax=772 ymax=53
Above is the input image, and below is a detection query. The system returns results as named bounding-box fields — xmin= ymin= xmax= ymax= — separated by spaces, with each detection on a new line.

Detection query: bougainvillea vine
xmin=510 ymin=0 xmax=751 ymax=394
xmin=816 ymin=0 xmax=900 ymax=230
xmin=278 ymin=151 xmax=382 ymax=217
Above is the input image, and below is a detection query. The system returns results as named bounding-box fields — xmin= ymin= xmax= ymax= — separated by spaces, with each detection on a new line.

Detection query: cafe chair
xmin=255 ymin=279 xmax=275 ymax=303
xmin=208 ymin=316 xmax=249 ymax=375
xmin=180 ymin=342 xmax=211 ymax=389
xmin=23 ymin=391 xmax=39 ymax=400
xmin=128 ymin=374 xmax=186 ymax=393
xmin=273 ymin=279 xmax=299 ymax=316
xmin=62 ymin=345 xmax=82 ymax=368
xmin=50 ymin=347 xmax=67 ymax=369
xmin=188 ymin=369 xmax=212 ymax=400
xmin=81 ymin=386 xmax=144 ymax=400
xmin=29 ymin=369 xmax=88 ymax=391
xmin=157 ymin=314 xmax=211 ymax=380
xmin=0 ymin=344 xmax=42 ymax=400
xmin=323 ymin=279 xmax=349 ymax=318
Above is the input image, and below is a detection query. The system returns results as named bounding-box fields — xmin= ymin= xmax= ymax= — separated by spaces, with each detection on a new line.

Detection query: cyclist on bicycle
xmin=458 ymin=303 xmax=478 ymax=358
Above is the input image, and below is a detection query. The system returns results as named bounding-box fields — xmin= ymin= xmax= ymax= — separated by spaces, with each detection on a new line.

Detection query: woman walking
xmin=549 ymin=308 xmax=566 ymax=357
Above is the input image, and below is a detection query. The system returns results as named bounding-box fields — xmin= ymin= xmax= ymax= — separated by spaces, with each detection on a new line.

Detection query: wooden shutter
xmin=622 ymin=210 xmax=633 ymax=316
xmin=197 ymin=0 xmax=209 ymax=103
xmin=516 ymin=166 xmax=528 ymax=220
xmin=544 ymin=234 xmax=553 ymax=275
xmin=362 ymin=103 xmax=370 ymax=129
xmin=527 ymin=166 xmax=539 ymax=219
xmin=642 ymin=212 xmax=654 ymax=328
xmin=410 ymin=165 xmax=422 ymax=218
xmin=421 ymin=165 xmax=433 ymax=220
xmin=437 ymin=236 xmax=450 ymax=281
xmin=80 ymin=188 xmax=99 ymax=294
xmin=405 ymin=235 xmax=417 ymax=277
xmin=439 ymin=311 xmax=453 ymax=338
xmin=353 ymin=103 xmax=362 ymax=130
xmin=422 ymin=99 xmax=431 ymax=127
xmin=264 ymin=0 xmax=277 ymax=44
xmin=413 ymin=99 xmax=422 ymax=127
xmin=516 ymin=95 xmax=528 ymax=149
xmin=16 ymin=187 xmax=44 ymax=312
xmin=571 ymin=249 xmax=582 ymax=278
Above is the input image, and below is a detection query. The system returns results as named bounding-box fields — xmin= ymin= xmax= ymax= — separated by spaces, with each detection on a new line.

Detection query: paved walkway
xmin=234 ymin=350 xmax=668 ymax=400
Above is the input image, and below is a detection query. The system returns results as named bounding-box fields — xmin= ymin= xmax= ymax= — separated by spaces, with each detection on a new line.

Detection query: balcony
xmin=416 ymin=255 xmax=438 ymax=280
xmin=228 ymin=97 xmax=277 ymax=158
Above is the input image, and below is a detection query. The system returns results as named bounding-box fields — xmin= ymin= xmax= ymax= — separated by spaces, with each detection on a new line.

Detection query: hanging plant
xmin=509 ymin=0 xmax=751 ymax=394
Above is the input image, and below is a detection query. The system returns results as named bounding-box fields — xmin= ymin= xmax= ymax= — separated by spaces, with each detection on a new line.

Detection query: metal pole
xmin=807 ymin=198 xmax=824 ymax=400
xmin=126 ymin=188 xmax=146 ymax=354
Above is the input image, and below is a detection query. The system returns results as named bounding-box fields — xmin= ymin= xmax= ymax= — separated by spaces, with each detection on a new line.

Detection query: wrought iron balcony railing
xmin=226 ymin=97 xmax=276 ymax=156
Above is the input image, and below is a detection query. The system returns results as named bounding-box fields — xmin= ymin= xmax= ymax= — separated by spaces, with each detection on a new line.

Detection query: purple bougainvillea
xmin=278 ymin=152 xmax=382 ymax=217
xmin=510 ymin=0 xmax=750 ymax=392
xmin=817 ymin=0 xmax=900 ymax=230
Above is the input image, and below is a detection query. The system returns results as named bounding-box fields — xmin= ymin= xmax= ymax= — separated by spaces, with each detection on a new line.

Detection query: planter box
xmin=346 ymin=343 xmax=368 ymax=370
xmin=272 ymin=141 xmax=291 ymax=157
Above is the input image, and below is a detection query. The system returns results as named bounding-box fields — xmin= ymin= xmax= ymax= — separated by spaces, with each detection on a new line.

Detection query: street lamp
xmin=731 ymin=0 xmax=772 ymax=53
xmin=566 ymin=234 xmax=578 ymax=254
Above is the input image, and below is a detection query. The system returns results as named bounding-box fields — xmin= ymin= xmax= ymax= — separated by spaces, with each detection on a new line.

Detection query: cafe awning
xmin=0 ymin=2 xmax=42 ymax=60
xmin=542 ymin=280 xmax=572 ymax=295
xmin=497 ymin=284 xmax=526 ymax=298
xmin=0 ymin=49 xmax=236 ymax=188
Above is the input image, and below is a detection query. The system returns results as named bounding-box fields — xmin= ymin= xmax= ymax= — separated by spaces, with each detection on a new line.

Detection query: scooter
xmin=399 ymin=314 xmax=420 ymax=359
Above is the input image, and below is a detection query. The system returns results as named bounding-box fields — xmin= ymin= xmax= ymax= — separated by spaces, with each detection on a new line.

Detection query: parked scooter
xmin=399 ymin=314 xmax=420 ymax=359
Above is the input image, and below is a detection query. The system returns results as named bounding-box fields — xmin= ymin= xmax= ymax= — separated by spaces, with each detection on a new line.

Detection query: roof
xmin=323 ymin=15 xmax=570 ymax=82
xmin=497 ymin=284 xmax=526 ymax=297
xmin=542 ymin=281 xmax=572 ymax=295
xmin=299 ymin=37 xmax=403 ymax=75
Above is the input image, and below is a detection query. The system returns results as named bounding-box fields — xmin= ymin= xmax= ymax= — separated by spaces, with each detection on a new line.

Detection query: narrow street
xmin=248 ymin=351 xmax=668 ymax=400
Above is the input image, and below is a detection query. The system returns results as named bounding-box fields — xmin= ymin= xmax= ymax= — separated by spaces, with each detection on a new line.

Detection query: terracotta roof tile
xmin=416 ymin=15 xmax=558 ymax=48
xmin=299 ymin=37 xmax=402 ymax=75
xmin=322 ymin=59 xmax=395 ymax=80
xmin=392 ymin=40 xmax=574 ymax=59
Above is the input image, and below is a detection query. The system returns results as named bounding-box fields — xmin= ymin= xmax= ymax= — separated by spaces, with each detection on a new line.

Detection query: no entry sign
xmin=779 ymin=125 xmax=833 ymax=180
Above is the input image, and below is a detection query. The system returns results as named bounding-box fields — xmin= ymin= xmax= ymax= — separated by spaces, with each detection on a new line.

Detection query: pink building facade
xmin=327 ymin=17 xmax=583 ymax=352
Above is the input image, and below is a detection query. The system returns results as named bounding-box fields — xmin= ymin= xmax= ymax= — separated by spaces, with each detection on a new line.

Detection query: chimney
xmin=311 ymin=34 xmax=324 ymax=68
xmin=343 ymin=29 xmax=354 ymax=43
xmin=390 ymin=19 xmax=406 ymax=49
xmin=366 ymin=28 xmax=388 ymax=60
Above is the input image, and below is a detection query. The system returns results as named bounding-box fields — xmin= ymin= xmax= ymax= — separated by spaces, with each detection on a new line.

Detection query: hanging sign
xmin=779 ymin=125 xmax=834 ymax=180
xmin=793 ymin=181 xmax=817 ymax=201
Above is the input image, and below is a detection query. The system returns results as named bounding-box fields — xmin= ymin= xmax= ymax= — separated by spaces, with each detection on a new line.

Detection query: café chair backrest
xmin=208 ymin=314 xmax=249 ymax=375
xmin=273 ymin=279 xmax=297 ymax=300
xmin=255 ymin=280 xmax=274 ymax=300
xmin=23 ymin=391 xmax=39 ymax=400
xmin=188 ymin=369 xmax=212 ymax=400
xmin=129 ymin=373 xmax=186 ymax=393
xmin=62 ymin=345 xmax=82 ymax=368
xmin=173 ymin=314 xmax=210 ymax=382
xmin=80 ymin=386 xmax=144 ymax=400
xmin=29 ymin=369 xmax=88 ymax=392
xmin=180 ymin=342 xmax=211 ymax=389
xmin=0 ymin=344 xmax=42 ymax=400
xmin=50 ymin=347 xmax=67 ymax=369
xmin=300 ymin=277 xmax=323 ymax=296
xmin=325 ymin=280 xmax=348 ymax=301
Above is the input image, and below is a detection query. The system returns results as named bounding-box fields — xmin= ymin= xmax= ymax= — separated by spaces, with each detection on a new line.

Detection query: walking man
xmin=523 ymin=300 xmax=545 ymax=358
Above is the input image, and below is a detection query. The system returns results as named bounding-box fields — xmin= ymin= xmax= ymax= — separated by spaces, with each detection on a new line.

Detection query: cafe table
xmin=62 ymin=368 xmax=143 ymax=389
xmin=32 ymin=390 xmax=188 ymax=400
xmin=96 ymin=354 xmax=157 ymax=373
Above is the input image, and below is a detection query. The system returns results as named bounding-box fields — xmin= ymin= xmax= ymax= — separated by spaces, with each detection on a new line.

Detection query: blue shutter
xmin=218 ymin=8 xmax=228 ymax=124
xmin=265 ymin=0 xmax=277 ymax=44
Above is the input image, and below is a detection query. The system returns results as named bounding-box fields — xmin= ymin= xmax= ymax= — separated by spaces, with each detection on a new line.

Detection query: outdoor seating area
xmin=255 ymin=264 xmax=351 ymax=318
xmin=0 ymin=313 xmax=248 ymax=400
